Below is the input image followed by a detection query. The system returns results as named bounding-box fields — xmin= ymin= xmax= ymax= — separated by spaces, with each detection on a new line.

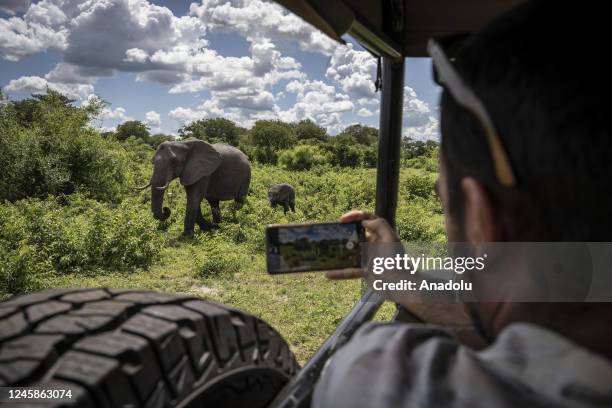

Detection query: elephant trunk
xmin=151 ymin=185 xmax=171 ymax=221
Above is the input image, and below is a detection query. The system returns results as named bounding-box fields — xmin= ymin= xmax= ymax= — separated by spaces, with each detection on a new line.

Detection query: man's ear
xmin=461 ymin=177 xmax=500 ymax=242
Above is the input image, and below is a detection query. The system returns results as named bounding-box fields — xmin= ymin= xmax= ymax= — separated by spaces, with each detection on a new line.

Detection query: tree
xmin=293 ymin=119 xmax=328 ymax=142
xmin=250 ymin=120 xmax=296 ymax=149
xmin=401 ymin=137 xmax=439 ymax=160
xmin=279 ymin=145 xmax=330 ymax=170
xmin=337 ymin=124 xmax=378 ymax=145
xmin=148 ymin=133 xmax=175 ymax=148
xmin=115 ymin=120 xmax=150 ymax=142
xmin=9 ymin=89 xmax=102 ymax=128
xmin=248 ymin=120 xmax=296 ymax=164
xmin=324 ymin=142 xmax=363 ymax=167
xmin=362 ymin=145 xmax=378 ymax=167
xmin=0 ymin=91 xmax=128 ymax=202
xmin=178 ymin=118 xmax=239 ymax=146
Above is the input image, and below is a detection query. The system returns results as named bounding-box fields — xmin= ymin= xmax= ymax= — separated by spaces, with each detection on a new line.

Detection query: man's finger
xmin=362 ymin=217 xmax=387 ymax=230
xmin=362 ymin=217 xmax=400 ymax=241
xmin=325 ymin=268 xmax=364 ymax=280
xmin=340 ymin=210 xmax=374 ymax=223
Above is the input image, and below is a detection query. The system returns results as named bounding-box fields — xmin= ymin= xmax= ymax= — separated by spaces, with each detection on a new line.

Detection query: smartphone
xmin=266 ymin=221 xmax=365 ymax=274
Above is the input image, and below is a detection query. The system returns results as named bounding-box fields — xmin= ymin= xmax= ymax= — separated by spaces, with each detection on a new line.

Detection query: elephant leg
xmin=208 ymin=199 xmax=221 ymax=225
xmin=183 ymin=187 xmax=200 ymax=236
xmin=234 ymin=196 xmax=245 ymax=210
xmin=282 ymin=202 xmax=289 ymax=215
xmin=290 ymin=201 xmax=295 ymax=212
xmin=196 ymin=205 xmax=210 ymax=231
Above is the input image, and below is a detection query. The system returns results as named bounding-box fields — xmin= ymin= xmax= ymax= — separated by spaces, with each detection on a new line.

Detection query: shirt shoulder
xmin=312 ymin=322 xmax=570 ymax=408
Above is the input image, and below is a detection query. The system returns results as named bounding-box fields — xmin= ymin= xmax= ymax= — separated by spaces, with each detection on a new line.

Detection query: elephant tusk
xmin=155 ymin=181 xmax=170 ymax=191
xmin=135 ymin=182 xmax=151 ymax=191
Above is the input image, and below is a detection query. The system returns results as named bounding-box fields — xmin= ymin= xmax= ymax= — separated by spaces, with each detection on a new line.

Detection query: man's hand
xmin=325 ymin=210 xmax=399 ymax=280
xmin=326 ymin=211 xmax=487 ymax=348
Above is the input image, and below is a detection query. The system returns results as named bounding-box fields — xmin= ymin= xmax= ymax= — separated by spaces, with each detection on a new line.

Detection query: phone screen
xmin=266 ymin=221 xmax=364 ymax=274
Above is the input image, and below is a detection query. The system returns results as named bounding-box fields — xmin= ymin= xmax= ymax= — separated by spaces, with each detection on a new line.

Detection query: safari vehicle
xmin=0 ymin=0 xmax=523 ymax=407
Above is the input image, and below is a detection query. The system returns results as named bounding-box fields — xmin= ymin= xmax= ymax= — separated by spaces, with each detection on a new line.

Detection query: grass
xmin=41 ymin=224 xmax=397 ymax=363
xmin=1 ymin=164 xmax=440 ymax=364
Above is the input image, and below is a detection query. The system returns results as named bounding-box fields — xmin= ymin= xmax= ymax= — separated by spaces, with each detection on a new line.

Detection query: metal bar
xmin=269 ymin=289 xmax=383 ymax=408
xmin=348 ymin=19 xmax=402 ymax=59
xmin=376 ymin=57 xmax=405 ymax=227
xmin=269 ymin=58 xmax=405 ymax=408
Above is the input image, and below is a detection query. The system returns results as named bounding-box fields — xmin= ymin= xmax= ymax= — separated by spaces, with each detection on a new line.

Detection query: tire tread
xmin=0 ymin=288 xmax=298 ymax=407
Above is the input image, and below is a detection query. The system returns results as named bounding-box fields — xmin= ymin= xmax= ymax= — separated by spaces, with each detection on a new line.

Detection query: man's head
xmin=435 ymin=1 xmax=612 ymax=344
xmin=438 ymin=1 xmax=610 ymax=243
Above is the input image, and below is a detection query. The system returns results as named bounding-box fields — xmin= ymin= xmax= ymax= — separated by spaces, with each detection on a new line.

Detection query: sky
xmin=0 ymin=0 xmax=440 ymax=139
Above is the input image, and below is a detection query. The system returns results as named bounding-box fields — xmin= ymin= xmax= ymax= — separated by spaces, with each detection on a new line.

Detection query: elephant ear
xmin=180 ymin=139 xmax=222 ymax=186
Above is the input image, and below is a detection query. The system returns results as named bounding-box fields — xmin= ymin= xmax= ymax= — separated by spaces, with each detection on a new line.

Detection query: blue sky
xmin=0 ymin=0 xmax=440 ymax=139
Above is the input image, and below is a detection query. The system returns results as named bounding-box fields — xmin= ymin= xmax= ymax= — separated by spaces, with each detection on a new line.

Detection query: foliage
xmin=293 ymin=119 xmax=328 ymax=142
xmin=401 ymin=138 xmax=439 ymax=160
xmin=249 ymin=120 xmax=296 ymax=164
xmin=0 ymin=90 xmax=134 ymax=203
xmin=337 ymin=124 xmax=378 ymax=145
xmin=0 ymin=194 xmax=162 ymax=293
xmin=10 ymin=91 xmax=81 ymax=127
xmin=148 ymin=133 xmax=175 ymax=148
xmin=324 ymin=141 xmax=364 ymax=167
xmin=403 ymin=146 xmax=439 ymax=172
xmin=278 ymin=144 xmax=330 ymax=171
xmin=0 ymin=90 xmax=445 ymax=363
xmin=179 ymin=117 xmax=240 ymax=146
xmin=115 ymin=120 xmax=150 ymax=142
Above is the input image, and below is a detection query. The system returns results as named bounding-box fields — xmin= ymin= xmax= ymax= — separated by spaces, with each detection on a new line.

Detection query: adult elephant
xmin=144 ymin=138 xmax=251 ymax=236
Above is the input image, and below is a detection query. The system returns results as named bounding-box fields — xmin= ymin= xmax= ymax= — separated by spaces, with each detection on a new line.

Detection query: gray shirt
xmin=313 ymin=322 xmax=612 ymax=407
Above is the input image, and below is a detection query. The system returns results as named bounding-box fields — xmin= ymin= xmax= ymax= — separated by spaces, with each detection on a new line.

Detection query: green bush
xmin=403 ymin=148 xmax=439 ymax=172
xmin=362 ymin=145 xmax=378 ymax=167
xmin=248 ymin=120 xmax=297 ymax=165
xmin=402 ymin=172 xmax=437 ymax=200
xmin=0 ymin=195 xmax=162 ymax=294
xmin=178 ymin=118 xmax=240 ymax=146
xmin=251 ymin=146 xmax=278 ymax=165
xmin=0 ymin=91 xmax=446 ymax=302
xmin=278 ymin=145 xmax=330 ymax=171
xmin=0 ymin=91 xmax=136 ymax=203
xmin=395 ymin=202 xmax=445 ymax=243
xmin=324 ymin=143 xmax=363 ymax=167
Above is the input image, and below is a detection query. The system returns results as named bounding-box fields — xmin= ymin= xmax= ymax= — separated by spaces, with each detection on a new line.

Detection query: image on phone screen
xmin=266 ymin=221 xmax=363 ymax=274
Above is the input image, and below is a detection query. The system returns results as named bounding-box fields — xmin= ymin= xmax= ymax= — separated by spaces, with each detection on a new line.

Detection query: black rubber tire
xmin=0 ymin=288 xmax=298 ymax=407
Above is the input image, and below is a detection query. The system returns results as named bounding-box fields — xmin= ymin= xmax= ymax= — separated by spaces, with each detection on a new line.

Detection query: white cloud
xmin=4 ymin=75 xmax=47 ymax=92
xmin=100 ymin=106 xmax=131 ymax=121
xmin=0 ymin=0 xmax=438 ymax=137
xmin=124 ymin=48 xmax=149 ymax=63
xmin=4 ymin=75 xmax=94 ymax=100
xmin=357 ymin=108 xmax=373 ymax=117
xmin=278 ymin=79 xmax=353 ymax=133
xmin=326 ymin=43 xmax=378 ymax=100
xmin=168 ymin=106 xmax=208 ymax=125
xmin=145 ymin=110 xmax=162 ymax=131
xmin=402 ymin=86 xmax=439 ymax=141
xmin=189 ymin=0 xmax=337 ymax=55
xmin=0 ymin=14 xmax=67 ymax=60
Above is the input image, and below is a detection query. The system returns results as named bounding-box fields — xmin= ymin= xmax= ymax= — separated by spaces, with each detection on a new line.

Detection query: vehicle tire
xmin=0 ymin=288 xmax=298 ymax=407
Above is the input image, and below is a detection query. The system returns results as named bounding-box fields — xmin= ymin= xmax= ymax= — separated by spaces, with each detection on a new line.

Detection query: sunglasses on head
xmin=428 ymin=38 xmax=517 ymax=187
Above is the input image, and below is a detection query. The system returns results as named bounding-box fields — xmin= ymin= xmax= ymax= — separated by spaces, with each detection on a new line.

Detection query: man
xmin=313 ymin=1 xmax=612 ymax=407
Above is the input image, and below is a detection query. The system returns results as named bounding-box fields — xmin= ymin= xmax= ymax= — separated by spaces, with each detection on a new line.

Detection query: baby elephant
xmin=268 ymin=183 xmax=295 ymax=214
